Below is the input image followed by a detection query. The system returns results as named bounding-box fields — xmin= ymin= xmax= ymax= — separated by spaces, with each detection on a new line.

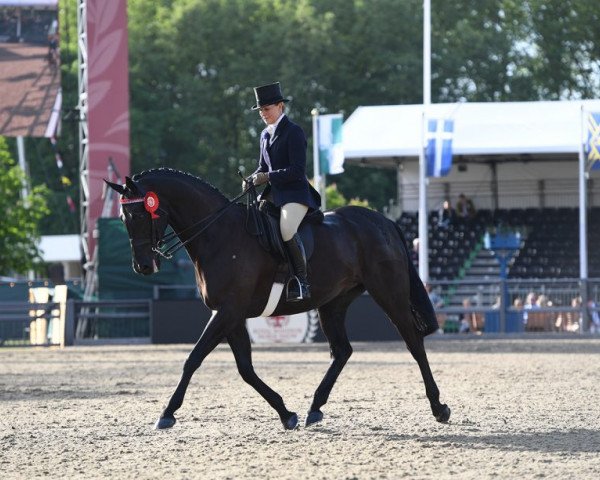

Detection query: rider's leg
xmin=281 ymin=202 xmax=310 ymax=301
xmin=280 ymin=203 xmax=307 ymax=242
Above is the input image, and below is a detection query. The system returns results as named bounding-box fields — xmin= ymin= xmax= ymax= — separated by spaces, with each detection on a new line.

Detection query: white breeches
xmin=280 ymin=202 xmax=308 ymax=242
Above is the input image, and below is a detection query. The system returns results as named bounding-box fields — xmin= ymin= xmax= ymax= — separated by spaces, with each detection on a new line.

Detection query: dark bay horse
xmin=106 ymin=168 xmax=450 ymax=430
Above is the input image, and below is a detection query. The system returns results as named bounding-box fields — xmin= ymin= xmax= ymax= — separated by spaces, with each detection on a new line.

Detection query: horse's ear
xmin=104 ymin=179 xmax=125 ymax=194
xmin=125 ymin=176 xmax=141 ymax=195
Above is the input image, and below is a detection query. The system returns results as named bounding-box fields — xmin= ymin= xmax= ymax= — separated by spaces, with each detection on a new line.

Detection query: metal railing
xmin=2 ymin=277 xmax=598 ymax=347
xmin=66 ymin=299 xmax=152 ymax=345
xmin=153 ymin=284 xmax=199 ymax=300
xmin=427 ymin=277 xmax=600 ymax=334
xmin=0 ymin=302 xmax=62 ymax=346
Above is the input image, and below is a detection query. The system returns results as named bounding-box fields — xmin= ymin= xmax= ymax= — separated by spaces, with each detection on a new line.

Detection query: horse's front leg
xmin=155 ymin=310 xmax=235 ymax=429
xmin=227 ymin=324 xmax=298 ymax=430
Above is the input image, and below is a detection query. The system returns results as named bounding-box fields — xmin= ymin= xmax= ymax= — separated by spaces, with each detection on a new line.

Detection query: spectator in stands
xmin=456 ymin=193 xmax=476 ymax=220
xmin=535 ymin=294 xmax=554 ymax=331
xmin=459 ymin=297 xmax=481 ymax=334
xmin=522 ymin=291 xmax=538 ymax=326
xmin=524 ymin=292 xmax=537 ymax=308
xmin=536 ymin=294 xmax=551 ymax=308
xmin=513 ymin=297 xmax=523 ymax=309
xmin=491 ymin=295 xmax=502 ymax=309
xmin=555 ymin=296 xmax=581 ymax=332
xmin=426 ymin=283 xmax=444 ymax=310
xmin=437 ymin=199 xmax=455 ymax=228
xmin=589 ymin=300 xmax=600 ymax=334
xmin=570 ymin=296 xmax=581 ymax=330
xmin=47 ymin=19 xmax=59 ymax=66
xmin=411 ymin=237 xmax=419 ymax=266
xmin=425 ymin=283 xmax=445 ymax=334
xmin=567 ymin=296 xmax=582 ymax=332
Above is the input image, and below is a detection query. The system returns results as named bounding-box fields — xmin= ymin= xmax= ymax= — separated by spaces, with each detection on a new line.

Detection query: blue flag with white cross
xmin=426 ymin=119 xmax=454 ymax=177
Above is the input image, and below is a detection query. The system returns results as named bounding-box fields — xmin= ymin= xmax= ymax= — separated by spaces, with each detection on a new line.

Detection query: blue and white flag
xmin=426 ymin=118 xmax=454 ymax=177
xmin=318 ymin=114 xmax=344 ymax=175
xmin=586 ymin=112 xmax=600 ymax=171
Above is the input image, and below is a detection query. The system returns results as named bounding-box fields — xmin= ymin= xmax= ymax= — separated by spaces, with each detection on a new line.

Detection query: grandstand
xmin=396 ymin=207 xmax=600 ymax=333
xmin=400 ymin=206 xmax=600 ymax=282
xmin=340 ymin=100 xmax=600 ymax=334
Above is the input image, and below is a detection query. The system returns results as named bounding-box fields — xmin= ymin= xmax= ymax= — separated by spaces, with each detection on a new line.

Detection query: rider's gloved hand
xmin=251 ymin=172 xmax=269 ymax=186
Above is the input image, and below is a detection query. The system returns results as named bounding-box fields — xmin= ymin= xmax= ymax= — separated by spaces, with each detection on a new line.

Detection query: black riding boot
xmin=284 ymin=233 xmax=311 ymax=302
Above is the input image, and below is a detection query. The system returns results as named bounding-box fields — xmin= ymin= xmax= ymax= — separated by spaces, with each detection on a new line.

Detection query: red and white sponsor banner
xmin=247 ymin=311 xmax=319 ymax=343
xmin=86 ymin=0 xmax=130 ymax=255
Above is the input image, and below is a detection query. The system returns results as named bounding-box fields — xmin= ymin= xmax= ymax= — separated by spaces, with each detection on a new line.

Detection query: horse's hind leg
xmin=395 ymin=321 xmax=450 ymax=422
xmin=227 ymin=324 xmax=298 ymax=430
xmin=366 ymin=272 xmax=450 ymax=423
xmin=156 ymin=310 xmax=236 ymax=430
xmin=306 ymin=289 xmax=362 ymax=427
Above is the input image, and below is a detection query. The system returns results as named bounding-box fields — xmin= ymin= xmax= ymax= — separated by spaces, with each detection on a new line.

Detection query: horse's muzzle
xmin=134 ymin=257 xmax=160 ymax=275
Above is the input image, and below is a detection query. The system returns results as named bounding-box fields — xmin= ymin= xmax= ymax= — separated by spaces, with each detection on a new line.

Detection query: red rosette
xmin=144 ymin=192 xmax=160 ymax=219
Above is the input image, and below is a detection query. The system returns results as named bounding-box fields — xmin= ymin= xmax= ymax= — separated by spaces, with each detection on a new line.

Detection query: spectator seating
xmin=398 ymin=210 xmax=486 ymax=280
xmin=397 ymin=206 xmax=600 ymax=281
xmin=509 ymin=207 xmax=600 ymax=278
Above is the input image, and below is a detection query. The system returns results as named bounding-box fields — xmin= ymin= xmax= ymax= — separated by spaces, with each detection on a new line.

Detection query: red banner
xmin=86 ymin=0 xmax=130 ymax=256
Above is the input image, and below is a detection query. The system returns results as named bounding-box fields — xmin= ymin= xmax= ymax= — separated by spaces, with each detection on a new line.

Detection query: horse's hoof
xmin=435 ymin=404 xmax=451 ymax=423
xmin=305 ymin=410 xmax=323 ymax=427
xmin=154 ymin=416 xmax=177 ymax=430
xmin=282 ymin=413 xmax=298 ymax=430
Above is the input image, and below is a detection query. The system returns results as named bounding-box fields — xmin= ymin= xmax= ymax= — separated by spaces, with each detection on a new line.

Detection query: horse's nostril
xmin=139 ymin=263 xmax=155 ymax=275
xmin=133 ymin=260 xmax=153 ymax=275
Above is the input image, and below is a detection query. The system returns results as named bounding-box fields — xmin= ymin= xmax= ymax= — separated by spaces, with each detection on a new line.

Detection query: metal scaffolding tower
xmin=77 ymin=0 xmax=90 ymax=267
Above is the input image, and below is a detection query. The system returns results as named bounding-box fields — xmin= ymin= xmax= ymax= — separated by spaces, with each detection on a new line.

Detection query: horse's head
xmin=105 ymin=176 xmax=170 ymax=275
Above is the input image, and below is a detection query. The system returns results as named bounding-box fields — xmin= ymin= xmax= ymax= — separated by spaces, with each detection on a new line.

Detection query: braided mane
xmin=132 ymin=167 xmax=227 ymax=201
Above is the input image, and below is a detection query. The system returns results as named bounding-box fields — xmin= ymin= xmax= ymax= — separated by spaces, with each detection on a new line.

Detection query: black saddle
xmin=245 ymin=199 xmax=323 ymax=263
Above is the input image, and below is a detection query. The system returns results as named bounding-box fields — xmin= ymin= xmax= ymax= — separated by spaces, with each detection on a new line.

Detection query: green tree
xmin=325 ymin=183 xmax=370 ymax=210
xmin=95 ymin=0 xmax=600 ymax=218
xmin=0 ymin=138 xmax=50 ymax=275
xmin=127 ymin=0 xmax=420 ymax=208
xmin=432 ymin=0 xmax=600 ymax=102
xmin=525 ymin=0 xmax=600 ymax=99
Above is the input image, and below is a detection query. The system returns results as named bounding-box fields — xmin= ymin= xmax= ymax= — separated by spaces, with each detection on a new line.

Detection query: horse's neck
xmin=172 ymin=195 xmax=227 ymax=232
xmin=151 ymin=178 xmax=229 ymax=237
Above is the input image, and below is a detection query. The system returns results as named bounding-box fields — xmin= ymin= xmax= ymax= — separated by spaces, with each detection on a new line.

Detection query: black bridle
xmin=121 ymin=179 xmax=257 ymax=260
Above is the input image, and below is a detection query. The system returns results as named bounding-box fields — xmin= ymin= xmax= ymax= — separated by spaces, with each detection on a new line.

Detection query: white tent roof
xmin=343 ymin=99 xmax=600 ymax=163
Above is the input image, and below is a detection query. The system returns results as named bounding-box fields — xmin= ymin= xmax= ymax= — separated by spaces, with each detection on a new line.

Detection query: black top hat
xmin=251 ymin=82 xmax=290 ymax=110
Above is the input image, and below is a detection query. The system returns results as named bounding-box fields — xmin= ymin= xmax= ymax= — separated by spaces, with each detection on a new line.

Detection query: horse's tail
xmin=394 ymin=222 xmax=440 ymax=337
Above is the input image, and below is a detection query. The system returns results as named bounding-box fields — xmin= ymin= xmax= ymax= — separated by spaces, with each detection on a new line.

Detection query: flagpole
xmin=311 ymin=108 xmax=323 ymax=208
xmin=579 ymin=105 xmax=589 ymax=331
xmin=418 ymin=0 xmax=431 ymax=282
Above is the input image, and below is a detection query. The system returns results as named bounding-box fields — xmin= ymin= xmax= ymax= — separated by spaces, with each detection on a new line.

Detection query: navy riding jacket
xmin=253 ymin=115 xmax=321 ymax=209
